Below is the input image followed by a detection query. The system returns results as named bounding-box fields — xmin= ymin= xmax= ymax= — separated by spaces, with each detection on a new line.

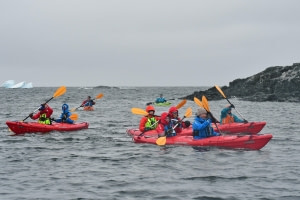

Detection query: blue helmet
xmin=62 ymin=103 xmax=69 ymax=112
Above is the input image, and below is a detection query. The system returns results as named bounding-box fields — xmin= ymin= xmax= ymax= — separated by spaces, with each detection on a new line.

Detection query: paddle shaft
xmin=23 ymin=97 xmax=54 ymax=122
xmin=215 ymin=85 xmax=247 ymax=121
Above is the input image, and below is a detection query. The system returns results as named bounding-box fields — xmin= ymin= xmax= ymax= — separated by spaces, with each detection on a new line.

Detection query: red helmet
xmin=168 ymin=106 xmax=178 ymax=114
xmin=160 ymin=112 xmax=169 ymax=125
xmin=146 ymin=105 xmax=155 ymax=113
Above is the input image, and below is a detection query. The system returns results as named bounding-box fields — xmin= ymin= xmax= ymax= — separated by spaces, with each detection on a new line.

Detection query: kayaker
xmin=156 ymin=112 xmax=177 ymax=137
xmin=53 ymin=103 xmax=74 ymax=124
xmin=139 ymin=105 xmax=160 ymax=132
xmin=81 ymin=96 xmax=95 ymax=108
xmin=29 ymin=104 xmax=53 ymax=125
xmin=168 ymin=106 xmax=191 ymax=133
xmin=155 ymin=94 xmax=167 ymax=103
xmin=220 ymin=104 xmax=247 ymax=124
xmin=192 ymin=108 xmax=220 ymax=139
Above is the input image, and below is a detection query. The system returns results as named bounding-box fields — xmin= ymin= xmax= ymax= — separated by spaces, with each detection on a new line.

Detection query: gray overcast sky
xmin=1 ymin=0 xmax=300 ymax=87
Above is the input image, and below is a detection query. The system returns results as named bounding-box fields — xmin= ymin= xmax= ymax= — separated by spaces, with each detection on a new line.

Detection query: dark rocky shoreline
xmin=183 ymin=63 xmax=300 ymax=102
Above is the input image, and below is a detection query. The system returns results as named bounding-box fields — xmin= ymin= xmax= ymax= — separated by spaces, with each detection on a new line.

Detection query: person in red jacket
xmin=139 ymin=105 xmax=160 ymax=132
xmin=81 ymin=96 xmax=95 ymax=107
xmin=156 ymin=112 xmax=177 ymax=137
xmin=29 ymin=104 xmax=53 ymax=125
xmin=168 ymin=106 xmax=191 ymax=133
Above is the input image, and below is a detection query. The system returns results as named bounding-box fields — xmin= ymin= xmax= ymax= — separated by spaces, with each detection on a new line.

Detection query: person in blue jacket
xmin=155 ymin=94 xmax=167 ymax=103
xmin=54 ymin=103 xmax=74 ymax=124
xmin=220 ymin=104 xmax=246 ymax=124
xmin=192 ymin=108 xmax=220 ymax=139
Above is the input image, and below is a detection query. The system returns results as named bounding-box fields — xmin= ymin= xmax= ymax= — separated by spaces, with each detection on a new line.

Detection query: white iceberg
xmin=11 ymin=81 xmax=26 ymax=88
xmin=23 ymin=82 xmax=33 ymax=88
xmin=1 ymin=80 xmax=15 ymax=88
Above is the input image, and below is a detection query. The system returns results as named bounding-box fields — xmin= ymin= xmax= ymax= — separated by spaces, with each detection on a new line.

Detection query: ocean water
xmin=0 ymin=86 xmax=299 ymax=200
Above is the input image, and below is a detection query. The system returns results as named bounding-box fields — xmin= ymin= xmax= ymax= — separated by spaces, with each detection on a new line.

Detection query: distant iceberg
xmin=1 ymin=80 xmax=33 ymax=88
xmin=23 ymin=82 xmax=33 ymax=88
xmin=11 ymin=81 xmax=26 ymax=88
xmin=1 ymin=80 xmax=15 ymax=88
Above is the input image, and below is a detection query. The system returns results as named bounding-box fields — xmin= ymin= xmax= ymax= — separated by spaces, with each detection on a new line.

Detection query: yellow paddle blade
xmin=193 ymin=97 xmax=204 ymax=108
xmin=176 ymin=99 xmax=187 ymax=109
xmin=131 ymin=108 xmax=148 ymax=115
xmin=95 ymin=93 xmax=104 ymax=99
xmin=53 ymin=86 xmax=67 ymax=98
xmin=70 ymin=113 xmax=78 ymax=121
xmin=156 ymin=136 xmax=166 ymax=146
xmin=184 ymin=107 xmax=193 ymax=118
xmin=70 ymin=107 xmax=77 ymax=112
xmin=215 ymin=85 xmax=226 ymax=99
xmin=202 ymin=96 xmax=210 ymax=112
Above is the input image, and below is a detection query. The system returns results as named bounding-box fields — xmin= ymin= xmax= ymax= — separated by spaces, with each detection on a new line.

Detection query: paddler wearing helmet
xmin=139 ymin=105 xmax=160 ymax=132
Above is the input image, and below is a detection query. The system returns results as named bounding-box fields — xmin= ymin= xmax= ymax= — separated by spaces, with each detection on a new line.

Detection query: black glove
xmin=207 ymin=112 xmax=212 ymax=119
xmin=29 ymin=113 xmax=33 ymax=118
xmin=243 ymin=120 xmax=248 ymax=123
xmin=230 ymin=104 xmax=235 ymax=108
xmin=184 ymin=120 xmax=191 ymax=127
xmin=207 ymin=112 xmax=217 ymax=123
xmin=51 ymin=118 xmax=56 ymax=121
xmin=62 ymin=115 xmax=67 ymax=121
xmin=167 ymin=128 xmax=173 ymax=134
xmin=211 ymin=117 xmax=218 ymax=123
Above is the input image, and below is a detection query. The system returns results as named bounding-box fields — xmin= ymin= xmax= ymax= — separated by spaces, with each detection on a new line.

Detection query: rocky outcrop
xmin=183 ymin=63 xmax=300 ymax=102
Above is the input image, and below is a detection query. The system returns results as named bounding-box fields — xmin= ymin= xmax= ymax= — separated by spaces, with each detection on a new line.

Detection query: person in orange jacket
xmin=139 ymin=105 xmax=160 ymax=132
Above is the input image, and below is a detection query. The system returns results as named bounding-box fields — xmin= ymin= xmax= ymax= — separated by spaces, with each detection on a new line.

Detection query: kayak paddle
xmin=71 ymin=93 xmax=104 ymax=112
xmin=215 ymin=85 xmax=247 ymax=122
xmin=156 ymin=107 xmax=192 ymax=146
xmin=131 ymin=108 xmax=149 ymax=116
xmin=195 ymin=96 xmax=220 ymax=128
xmin=175 ymin=99 xmax=187 ymax=109
xmin=200 ymin=95 xmax=221 ymax=133
xmin=23 ymin=86 xmax=67 ymax=122
xmin=69 ymin=113 xmax=79 ymax=121
xmin=193 ymin=97 xmax=204 ymax=108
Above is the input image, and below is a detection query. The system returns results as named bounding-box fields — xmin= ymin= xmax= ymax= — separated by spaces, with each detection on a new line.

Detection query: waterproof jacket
xmin=220 ymin=107 xmax=244 ymax=124
xmin=192 ymin=116 xmax=219 ymax=139
xmin=31 ymin=104 xmax=53 ymax=125
xmin=55 ymin=104 xmax=74 ymax=124
xmin=155 ymin=97 xmax=166 ymax=103
xmin=139 ymin=115 xmax=160 ymax=132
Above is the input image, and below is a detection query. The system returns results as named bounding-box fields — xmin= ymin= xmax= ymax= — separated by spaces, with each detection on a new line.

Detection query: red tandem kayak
xmin=126 ymin=121 xmax=266 ymax=137
xmin=211 ymin=121 xmax=266 ymax=134
xmin=6 ymin=121 xmax=89 ymax=135
xmin=132 ymin=134 xmax=272 ymax=150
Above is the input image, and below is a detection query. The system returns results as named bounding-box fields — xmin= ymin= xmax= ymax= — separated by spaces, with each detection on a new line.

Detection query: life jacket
xmin=192 ymin=117 xmax=214 ymax=138
xmin=38 ymin=113 xmax=51 ymax=125
xmin=193 ymin=125 xmax=214 ymax=138
xmin=221 ymin=115 xmax=235 ymax=124
xmin=84 ymin=100 xmax=95 ymax=107
xmin=165 ymin=123 xmax=176 ymax=137
xmin=145 ymin=117 xmax=158 ymax=130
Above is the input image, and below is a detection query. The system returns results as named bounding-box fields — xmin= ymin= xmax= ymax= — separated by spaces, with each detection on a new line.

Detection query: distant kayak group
xmin=5 ymin=85 xmax=272 ymax=150
xmin=6 ymin=86 xmax=103 ymax=135
xmin=128 ymin=86 xmax=272 ymax=150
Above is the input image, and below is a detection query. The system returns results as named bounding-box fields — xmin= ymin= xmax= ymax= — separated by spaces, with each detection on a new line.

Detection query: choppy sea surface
xmin=0 ymin=86 xmax=299 ymax=200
